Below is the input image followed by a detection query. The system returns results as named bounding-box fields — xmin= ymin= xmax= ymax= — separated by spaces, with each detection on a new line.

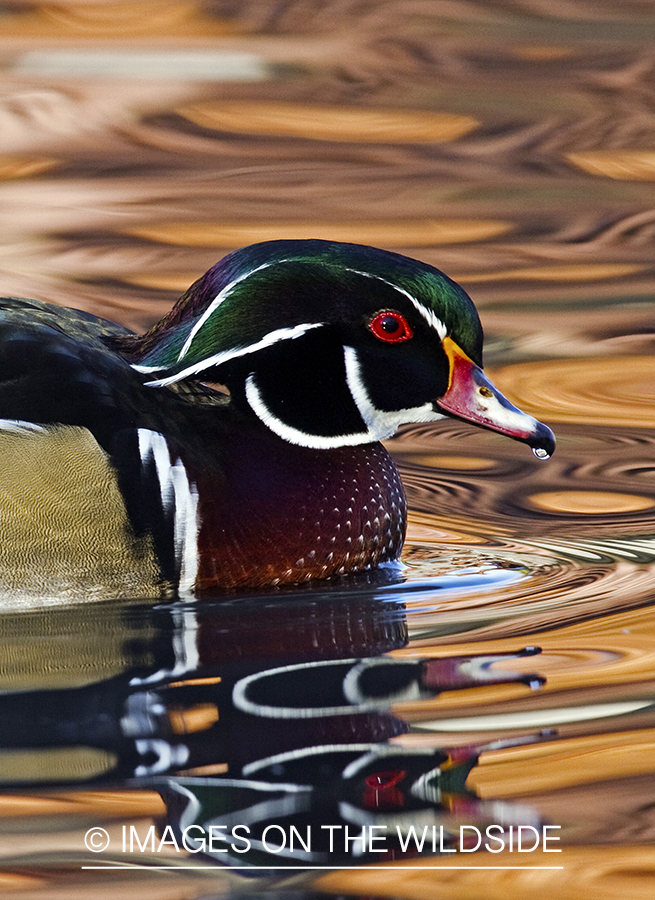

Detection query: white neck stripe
xmin=343 ymin=345 xmax=444 ymax=438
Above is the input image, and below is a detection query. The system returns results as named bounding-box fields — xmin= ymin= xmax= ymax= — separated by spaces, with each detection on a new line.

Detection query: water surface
xmin=1 ymin=2 xmax=655 ymax=899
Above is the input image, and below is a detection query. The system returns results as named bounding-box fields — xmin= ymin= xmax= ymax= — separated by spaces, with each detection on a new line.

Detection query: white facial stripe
xmin=245 ymin=373 xmax=372 ymax=449
xmin=136 ymin=322 xmax=324 ymax=387
xmin=344 ymin=267 xmax=447 ymax=339
xmin=178 ymin=260 xmax=278 ymax=362
xmin=343 ymin=345 xmax=444 ymax=440
xmin=135 ymin=261 xmax=445 ymax=381
xmin=137 ymin=428 xmax=199 ymax=596
xmin=245 ymin=347 xmax=445 ymax=449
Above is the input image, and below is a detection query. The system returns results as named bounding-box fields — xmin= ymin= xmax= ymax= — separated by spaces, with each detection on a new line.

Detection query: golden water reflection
xmin=489 ymin=357 xmax=655 ymax=426
xmin=126 ymin=219 xmax=513 ymax=247
xmin=528 ymin=491 xmax=655 ymax=514
xmin=1 ymin=1 xmax=655 ymax=899
xmin=568 ymin=151 xmax=655 ymax=181
xmin=178 ymin=101 xmax=480 ymax=143
xmin=316 ymin=847 xmax=655 ymax=900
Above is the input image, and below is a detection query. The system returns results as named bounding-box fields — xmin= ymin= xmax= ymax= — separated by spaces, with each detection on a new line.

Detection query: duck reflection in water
xmin=0 ymin=591 xmax=548 ymax=870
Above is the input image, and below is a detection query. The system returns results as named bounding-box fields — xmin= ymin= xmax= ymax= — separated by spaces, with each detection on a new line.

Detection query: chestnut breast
xmin=188 ymin=427 xmax=406 ymax=591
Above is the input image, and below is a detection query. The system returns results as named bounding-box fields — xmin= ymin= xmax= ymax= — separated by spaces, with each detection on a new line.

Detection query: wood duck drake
xmin=0 ymin=240 xmax=554 ymax=601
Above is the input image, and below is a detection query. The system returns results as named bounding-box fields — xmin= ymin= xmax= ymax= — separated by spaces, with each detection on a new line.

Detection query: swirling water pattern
xmin=1 ymin=2 xmax=655 ymax=898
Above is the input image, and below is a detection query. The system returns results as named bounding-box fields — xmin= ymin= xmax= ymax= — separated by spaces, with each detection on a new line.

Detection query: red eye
xmin=369 ymin=311 xmax=413 ymax=343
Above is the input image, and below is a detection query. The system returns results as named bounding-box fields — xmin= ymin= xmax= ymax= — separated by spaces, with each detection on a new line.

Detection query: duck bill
xmin=436 ymin=337 xmax=555 ymax=457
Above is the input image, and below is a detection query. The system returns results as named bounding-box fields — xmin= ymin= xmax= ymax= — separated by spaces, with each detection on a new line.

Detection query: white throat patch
xmin=245 ymin=373 xmax=372 ymax=449
xmin=343 ymin=345 xmax=444 ymax=440
xmin=244 ymin=345 xmax=444 ymax=449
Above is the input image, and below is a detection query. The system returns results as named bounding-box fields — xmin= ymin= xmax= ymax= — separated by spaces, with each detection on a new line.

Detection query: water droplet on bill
xmin=533 ymin=447 xmax=550 ymax=460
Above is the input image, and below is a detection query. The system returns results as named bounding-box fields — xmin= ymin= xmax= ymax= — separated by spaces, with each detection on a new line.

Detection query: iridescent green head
xmin=132 ymin=240 xmax=554 ymax=456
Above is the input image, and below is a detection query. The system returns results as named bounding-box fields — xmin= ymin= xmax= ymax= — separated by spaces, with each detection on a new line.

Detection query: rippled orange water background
xmin=1 ymin=2 xmax=655 ymax=899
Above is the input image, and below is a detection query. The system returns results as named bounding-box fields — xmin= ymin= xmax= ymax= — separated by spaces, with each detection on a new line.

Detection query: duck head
xmin=130 ymin=240 xmax=554 ymax=458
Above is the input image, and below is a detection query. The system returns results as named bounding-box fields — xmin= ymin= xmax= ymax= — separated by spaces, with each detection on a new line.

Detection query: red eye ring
xmin=369 ymin=310 xmax=413 ymax=343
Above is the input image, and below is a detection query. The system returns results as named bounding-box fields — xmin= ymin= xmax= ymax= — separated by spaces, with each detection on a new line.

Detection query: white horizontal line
xmin=82 ymin=865 xmax=564 ymax=870
xmin=418 ymin=699 xmax=653 ymax=731
xmin=13 ymin=51 xmax=269 ymax=82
